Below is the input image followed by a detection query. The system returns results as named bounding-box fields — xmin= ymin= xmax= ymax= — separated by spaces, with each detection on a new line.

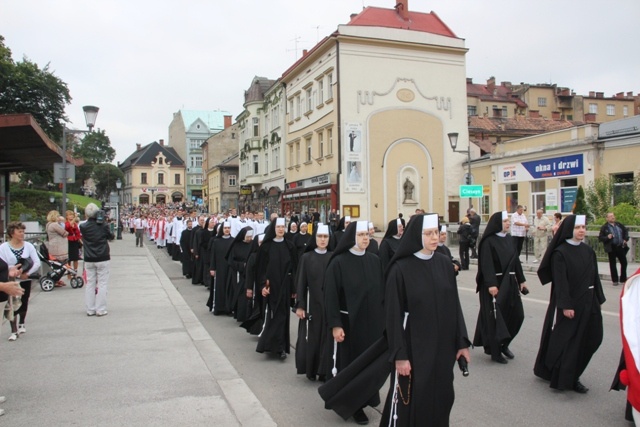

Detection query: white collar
xmin=496 ymin=232 xmax=507 ymax=237
xmin=273 ymin=237 xmax=284 ymax=242
xmin=393 ymin=235 xmax=401 ymax=240
xmin=414 ymin=251 xmax=434 ymax=260
xmin=565 ymin=238 xmax=581 ymax=246
xmin=315 ymin=248 xmax=328 ymax=254
xmin=349 ymin=247 xmax=366 ymax=256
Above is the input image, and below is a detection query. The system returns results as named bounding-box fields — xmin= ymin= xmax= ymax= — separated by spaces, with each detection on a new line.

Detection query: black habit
xmin=207 ymin=234 xmax=233 ymax=314
xmin=179 ymin=228 xmax=194 ymax=277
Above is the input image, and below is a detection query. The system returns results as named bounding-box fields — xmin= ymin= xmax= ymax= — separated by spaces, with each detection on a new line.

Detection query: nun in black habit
xmin=435 ymin=225 xmax=462 ymax=275
xmin=295 ymin=223 xmax=332 ymax=381
xmin=240 ymin=234 xmax=265 ymax=335
xmin=378 ymin=218 xmax=405 ymax=274
xmin=207 ymin=221 xmax=234 ymax=315
xmin=366 ymin=222 xmax=379 ymax=255
xmin=322 ymin=220 xmax=384 ymax=424
xmin=293 ymin=222 xmax=312 ymax=259
xmin=179 ymin=219 xmax=194 ymax=278
xmin=285 ymin=220 xmax=298 ymax=242
xmin=226 ymin=226 xmax=254 ymax=322
xmin=330 ymin=215 xmax=351 ymax=249
xmin=200 ymin=219 xmax=217 ymax=290
xmin=381 ymin=213 xmax=471 ymax=427
xmin=533 ymin=214 xmax=605 ymax=393
xmin=192 ymin=217 xmax=212 ymax=285
xmin=256 ymin=217 xmax=298 ymax=359
xmin=473 ymin=211 xmax=528 ymax=364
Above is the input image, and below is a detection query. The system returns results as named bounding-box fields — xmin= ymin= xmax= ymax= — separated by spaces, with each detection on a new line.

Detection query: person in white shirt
xmin=532 ymin=209 xmax=551 ymax=262
xmin=134 ymin=215 xmax=144 ymax=247
xmin=510 ymin=205 xmax=529 ymax=256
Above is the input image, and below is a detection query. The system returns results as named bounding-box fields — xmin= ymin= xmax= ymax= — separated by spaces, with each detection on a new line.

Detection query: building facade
xmin=470 ymin=115 xmax=640 ymax=221
xmin=119 ymin=140 xmax=185 ymax=205
xmin=281 ymin=1 xmax=470 ymax=227
xmin=207 ymin=153 xmax=239 ymax=214
xmin=202 ymin=122 xmax=240 ymax=213
xmin=168 ymin=110 xmax=232 ymax=206
xmin=237 ymin=76 xmax=286 ymax=215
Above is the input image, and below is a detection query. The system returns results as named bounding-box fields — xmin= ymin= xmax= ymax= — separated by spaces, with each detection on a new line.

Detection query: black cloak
xmin=378 ymin=218 xmax=404 ymax=274
xmin=240 ymin=235 xmax=265 ymax=335
xmin=207 ymin=225 xmax=234 ymax=314
xmin=533 ymin=215 xmax=606 ymax=390
xmin=226 ymin=226 xmax=254 ymax=321
xmin=472 ymin=211 xmax=526 ymax=359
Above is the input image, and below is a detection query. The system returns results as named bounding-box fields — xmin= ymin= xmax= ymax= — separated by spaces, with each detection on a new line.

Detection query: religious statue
xmin=403 ymin=177 xmax=415 ymax=203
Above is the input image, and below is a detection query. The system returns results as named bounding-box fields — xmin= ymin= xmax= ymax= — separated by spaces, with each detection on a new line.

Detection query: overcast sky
xmin=2 ymin=0 xmax=638 ymax=163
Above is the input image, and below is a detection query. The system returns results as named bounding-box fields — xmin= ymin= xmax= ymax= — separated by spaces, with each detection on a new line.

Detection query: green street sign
xmin=459 ymin=185 xmax=483 ymax=198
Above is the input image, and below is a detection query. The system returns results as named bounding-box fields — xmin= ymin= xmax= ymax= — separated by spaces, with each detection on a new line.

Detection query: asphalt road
xmin=150 ymin=246 xmax=631 ymax=427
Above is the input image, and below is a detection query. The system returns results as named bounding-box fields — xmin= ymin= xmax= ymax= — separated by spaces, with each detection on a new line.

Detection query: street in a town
xmin=1 ymin=232 xmax=637 ymax=426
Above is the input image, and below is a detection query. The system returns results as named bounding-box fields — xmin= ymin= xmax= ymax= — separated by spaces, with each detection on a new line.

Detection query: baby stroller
xmin=36 ymin=243 xmax=84 ymax=292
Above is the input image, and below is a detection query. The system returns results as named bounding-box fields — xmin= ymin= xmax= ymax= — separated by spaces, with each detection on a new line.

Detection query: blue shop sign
xmin=522 ymin=154 xmax=583 ymax=180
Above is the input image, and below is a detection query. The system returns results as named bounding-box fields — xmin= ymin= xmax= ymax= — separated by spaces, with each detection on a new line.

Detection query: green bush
xmin=9 ymin=189 xmax=100 ymax=225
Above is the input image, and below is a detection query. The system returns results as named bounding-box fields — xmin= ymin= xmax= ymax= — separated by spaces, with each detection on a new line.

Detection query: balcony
xmin=244 ymin=175 xmax=263 ymax=185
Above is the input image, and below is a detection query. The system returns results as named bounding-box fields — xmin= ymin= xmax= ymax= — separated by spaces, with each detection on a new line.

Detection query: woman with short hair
xmin=45 ymin=210 xmax=69 ymax=263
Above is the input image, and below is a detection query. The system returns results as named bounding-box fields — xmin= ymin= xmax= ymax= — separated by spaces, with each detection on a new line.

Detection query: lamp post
xmin=115 ymin=178 xmax=123 ymax=240
xmin=448 ymin=132 xmax=473 ymax=210
xmin=61 ymin=105 xmax=99 ymax=214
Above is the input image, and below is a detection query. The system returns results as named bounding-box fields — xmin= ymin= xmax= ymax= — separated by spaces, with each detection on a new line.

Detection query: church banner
xmin=344 ymin=122 xmax=364 ymax=193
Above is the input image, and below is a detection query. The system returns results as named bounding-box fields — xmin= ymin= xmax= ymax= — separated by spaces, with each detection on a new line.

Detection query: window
xmin=327 ymin=128 xmax=333 ymax=155
xmin=253 ymin=117 xmax=259 ymax=137
xmin=505 ymin=183 xmax=518 ymax=213
xmin=561 ymin=178 xmax=578 ymax=212
xmin=306 ymin=88 xmax=313 ymax=112
xmin=613 ymin=173 xmax=634 ymax=204
xmin=607 ymin=104 xmax=615 ymax=116
xmin=538 ymin=97 xmax=547 ymax=107
xmin=295 ymin=141 xmax=301 ymax=165
xmin=624 ymin=106 xmax=629 ymax=117
xmin=253 ymin=154 xmax=259 ymax=175
xmin=273 ymin=105 xmax=279 ymax=128
xmin=158 ymin=157 xmax=163 ymax=165
xmin=502 ymin=106 xmax=508 ymax=118
xmin=318 ymin=80 xmax=324 ymax=104
xmin=467 ymin=105 xmax=477 ymax=116
xmin=190 ymin=139 xmax=204 ymax=149
xmin=190 ymin=155 xmax=202 ymax=168
xmin=289 ymin=145 xmax=294 ymax=167
xmin=288 ymin=99 xmax=294 ymax=121
xmin=531 ymin=181 xmax=545 ymax=212
xmin=589 ymin=103 xmax=598 ymax=114
xmin=174 ymin=174 xmax=180 ymax=185
xmin=273 ymin=147 xmax=280 ymax=170
xmin=265 ymin=113 xmax=270 ymax=132
xmin=141 ymin=173 xmax=147 ymax=184
xmin=158 ymin=173 xmax=164 ymax=185
xmin=318 ymin=131 xmax=324 ymax=158
xmin=264 ymin=152 xmax=268 ymax=174
xmin=296 ymin=96 xmax=302 ymax=119
xmin=327 ymin=73 xmax=333 ymax=99
xmin=305 ymin=137 xmax=312 ymax=162
xmin=229 ymin=175 xmax=237 ymax=186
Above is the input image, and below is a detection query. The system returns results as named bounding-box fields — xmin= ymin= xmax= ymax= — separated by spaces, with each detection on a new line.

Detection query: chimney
xmin=159 ymin=139 xmax=164 ymax=146
xmin=466 ymin=77 xmax=473 ymax=84
xmin=224 ymin=115 xmax=232 ymax=129
xmin=302 ymin=49 xmax=308 ymax=57
xmin=136 ymin=143 xmax=141 ymax=151
xmin=395 ymin=0 xmax=409 ymax=20
xmin=584 ymin=113 xmax=597 ymax=123
xmin=589 ymin=91 xmax=595 ymax=97
xmin=596 ymin=92 xmax=604 ymax=98
xmin=529 ymin=110 xmax=540 ymax=119
xmin=487 ymin=76 xmax=496 ymax=92
xmin=551 ymin=111 xmax=561 ymax=121
xmin=350 ymin=13 xmax=358 ymax=20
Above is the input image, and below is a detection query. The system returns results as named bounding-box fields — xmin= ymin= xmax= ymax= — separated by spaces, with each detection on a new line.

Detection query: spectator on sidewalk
xmin=532 ymin=209 xmax=552 ymax=263
xmin=0 ymin=259 xmax=24 ymax=416
xmin=552 ymin=212 xmax=563 ymax=235
xmin=65 ymin=210 xmax=82 ymax=277
xmin=80 ymin=203 xmax=115 ymax=317
xmin=457 ymin=216 xmax=472 ymax=270
xmin=510 ymin=205 xmax=529 ymax=257
xmin=468 ymin=209 xmax=480 ymax=258
xmin=0 ymin=222 xmax=40 ymax=342
xmin=599 ymin=212 xmax=629 ymax=286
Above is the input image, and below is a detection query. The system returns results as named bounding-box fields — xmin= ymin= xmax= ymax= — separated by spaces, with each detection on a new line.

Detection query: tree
xmin=71 ymin=130 xmax=116 ymax=193
xmin=585 ymin=176 xmax=613 ymax=221
xmin=92 ymin=164 xmax=124 ymax=201
xmin=572 ymin=185 xmax=589 ymax=217
xmin=0 ymin=35 xmax=71 ymax=141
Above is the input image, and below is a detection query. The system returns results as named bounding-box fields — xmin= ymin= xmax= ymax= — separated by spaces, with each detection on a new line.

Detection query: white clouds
xmin=2 ymin=0 xmax=638 ymax=162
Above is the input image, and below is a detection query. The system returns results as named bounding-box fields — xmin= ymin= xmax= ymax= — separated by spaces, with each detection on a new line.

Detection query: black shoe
xmin=279 ymin=351 xmax=287 ymax=360
xmin=353 ymin=408 xmax=369 ymax=425
xmin=574 ymin=380 xmax=589 ymax=394
xmin=306 ymin=374 xmax=316 ymax=381
xmin=501 ymin=346 xmax=515 ymax=359
xmin=492 ymin=355 xmax=508 ymax=364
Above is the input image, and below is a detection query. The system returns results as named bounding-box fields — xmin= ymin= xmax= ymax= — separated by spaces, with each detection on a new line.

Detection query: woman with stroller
xmin=45 ymin=210 xmax=68 ymax=286
xmin=0 ymin=221 xmax=41 ymax=341
xmin=65 ymin=211 xmax=82 ymax=281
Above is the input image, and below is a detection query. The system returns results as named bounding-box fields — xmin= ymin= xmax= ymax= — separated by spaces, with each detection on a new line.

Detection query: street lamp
xmin=115 ymin=178 xmax=122 ymax=240
xmin=448 ymin=132 xmax=473 ymax=210
xmin=61 ymin=105 xmax=99 ymax=214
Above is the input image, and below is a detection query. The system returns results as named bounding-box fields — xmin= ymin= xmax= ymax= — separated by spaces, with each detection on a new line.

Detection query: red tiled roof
xmin=347 ymin=7 xmax=457 ymax=37
xmin=469 ymin=116 xmax=579 ymax=134
xmin=467 ymin=82 xmax=528 ymax=108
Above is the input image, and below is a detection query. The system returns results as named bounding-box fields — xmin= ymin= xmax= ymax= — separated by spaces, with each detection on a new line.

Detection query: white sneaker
xmin=96 ymin=311 xmax=108 ymax=317
xmin=8 ymin=333 xmax=18 ymax=341
xmin=532 ymin=259 xmax=538 ymax=263
xmin=0 ymin=396 xmax=6 ymax=403
xmin=0 ymin=407 xmax=5 ymax=416
xmin=18 ymin=324 xmax=26 ymax=334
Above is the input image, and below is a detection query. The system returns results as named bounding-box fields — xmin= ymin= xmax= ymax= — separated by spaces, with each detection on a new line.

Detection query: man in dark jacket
xmin=80 ymin=203 xmax=115 ymax=317
xmin=468 ymin=208 xmax=481 ymax=258
xmin=599 ymin=212 xmax=630 ymax=286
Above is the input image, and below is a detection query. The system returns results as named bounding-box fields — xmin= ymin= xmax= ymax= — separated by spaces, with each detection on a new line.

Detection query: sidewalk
xmin=0 ymin=235 xmax=275 ymax=426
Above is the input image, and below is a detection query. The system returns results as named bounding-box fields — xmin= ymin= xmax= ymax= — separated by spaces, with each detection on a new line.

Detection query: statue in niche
xmin=403 ymin=177 xmax=415 ymax=203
